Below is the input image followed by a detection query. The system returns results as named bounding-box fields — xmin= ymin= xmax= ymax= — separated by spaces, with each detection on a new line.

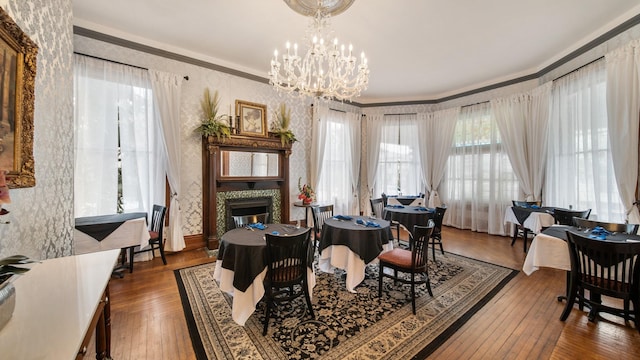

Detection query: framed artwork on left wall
xmin=0 ymin=6 xmax=37 ymax=188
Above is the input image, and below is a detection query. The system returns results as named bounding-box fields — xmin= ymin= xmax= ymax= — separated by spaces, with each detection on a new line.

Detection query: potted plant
xmin=271 ymin=103 xmax=297 ymax=146
xmin=297 ymin=177 xmax=315 ymax=205
xmin=195 ymin=88 xmax=231 ymax=141
xmin=0 ymin=255 xmax=33 ymax=330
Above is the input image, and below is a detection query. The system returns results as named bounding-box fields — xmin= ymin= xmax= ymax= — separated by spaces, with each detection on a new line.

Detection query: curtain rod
xmin=383 ymin=112 xmax=417 ymax=116
xmin=461 ymin=100 xmax=490 ymax=109
xmin=552 ymin=56 xmax=604 ymax=82
xmin=74 ymin=52 xmax=189 ymax=80
xmin=308 ymin=104 xmax=347 ymax=113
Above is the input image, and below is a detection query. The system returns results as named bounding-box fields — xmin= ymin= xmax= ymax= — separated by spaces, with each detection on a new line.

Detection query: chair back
xmin=149 ymin=205 xmax=167 ymax=240
xmin=233 ymin=212 xmax=269 ymax=229
xmin=432 ymin=206 xmax=447 ymax=236
xmin=311 ymin=204 xmax=334 ymax=238
xmin=553 ymin=208 xmax=591 ymax=226
xmin=566 ymin=231 xmax=640 ymax=299
xmin=573 ymin=218 xmax=639 ymax=234
xmin=512 ymin=200 xmax=542 ymax=208
xmin=370 ymin=198 xmax=384 ymax=219
xmin=410 ymin=220 xmax=435 ymax=271
xmin=264 ymin=228 xmax=312 ymax=288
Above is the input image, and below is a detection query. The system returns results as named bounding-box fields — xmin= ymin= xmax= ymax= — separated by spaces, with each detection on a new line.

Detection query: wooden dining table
xmin=213 ymin=223 xmax=315 ymax=326
xmin=318 ymin=216 xmax=393 ymax=293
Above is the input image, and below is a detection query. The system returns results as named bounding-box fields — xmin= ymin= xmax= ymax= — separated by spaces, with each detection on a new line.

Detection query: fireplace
xmin=224 ymin=197 xmax=273 ymax=233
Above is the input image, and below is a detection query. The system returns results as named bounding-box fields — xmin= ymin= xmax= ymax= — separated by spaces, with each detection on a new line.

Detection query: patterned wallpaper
xmin=0 ymin=0 xmax=74 ymax=260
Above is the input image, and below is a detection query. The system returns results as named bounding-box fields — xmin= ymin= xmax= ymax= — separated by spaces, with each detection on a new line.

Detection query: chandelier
xmin=269 ymin=0 xmax=370 ymax=102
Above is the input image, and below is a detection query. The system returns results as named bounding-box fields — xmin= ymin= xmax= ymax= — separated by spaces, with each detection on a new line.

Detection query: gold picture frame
xmin=0 ymin=7 xmax=37 ymax=188
xmin=236 ymin=100 xmax=267 ymax=137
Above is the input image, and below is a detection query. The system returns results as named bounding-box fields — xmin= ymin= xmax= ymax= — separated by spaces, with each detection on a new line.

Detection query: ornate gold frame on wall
xmin=236 ymin=100 xmax=268 ymax=137
xmin=0 ymin=7 xmax=37 ymax=188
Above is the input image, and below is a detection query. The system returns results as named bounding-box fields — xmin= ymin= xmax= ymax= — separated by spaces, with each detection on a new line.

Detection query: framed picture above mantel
xmin=236 ymin=100 xmax=267 ymax=137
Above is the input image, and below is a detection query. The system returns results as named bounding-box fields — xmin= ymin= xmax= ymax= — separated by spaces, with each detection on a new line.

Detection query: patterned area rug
xmin=175 ymin=252 xmax=517 ymax=360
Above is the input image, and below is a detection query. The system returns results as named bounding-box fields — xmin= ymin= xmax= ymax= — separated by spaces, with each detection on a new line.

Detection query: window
xmin=374 ymin=114 xmax=421 ymax=196
xmin=441 ymin=102 xmax=519 ymax=234
xmin=546 ymin=60 xmax=624 ymax=221
xmin=74 ymin=54 xmax=162 ymax=217
xmin=317 ymin=110 xmax=358 ymax=215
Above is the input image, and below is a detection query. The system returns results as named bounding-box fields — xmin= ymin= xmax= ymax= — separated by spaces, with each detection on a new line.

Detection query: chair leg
xmin=378 ymin=264 xmax=384 ymax=298
xmin=410 ymin=272 xmax=416 ymax=315
xmin=511 ymin=226 xmax=518 ymax=246
xmin=303 ymin=280 xmax=315 ymax=319
xmin=523 ymin=228 xmax=528 ymax=252
xmin=157 ymin=239 xmax=168 ymax=265
xmin=431 ymin=238 xmax=436 ymax=262
xmin=128 ymin=247 xmax=134 ymax=273
xmin=263 ymin=300 xmax=271 ymax=336
xmin=425 ymin=273 xmax=433 ymax=297
xmin=560 ymin=281 xmax=577 ymax=321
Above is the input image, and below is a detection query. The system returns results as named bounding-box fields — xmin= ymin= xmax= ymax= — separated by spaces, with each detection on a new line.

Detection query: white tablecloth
xmin=319 ymin=242 xmax=394 ymax=293
xmin=213 ymin=262 xmax=316 ymax=326
xmin=503 ymin=206 xmax=555 ymax=234
xmin=75 ymin=217 xmax=151 ymax=261
xmin=522 ymin=230 xmax=570 ymax=275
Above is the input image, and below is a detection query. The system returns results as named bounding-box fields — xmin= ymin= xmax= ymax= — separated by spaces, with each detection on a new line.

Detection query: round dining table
xmin=383 ymin=205 xmax=435 ymax=234
xmin=318 ymin=216 xmax=393 ymax=292
xmin=213 ymin=223 xmax=315 ymax=326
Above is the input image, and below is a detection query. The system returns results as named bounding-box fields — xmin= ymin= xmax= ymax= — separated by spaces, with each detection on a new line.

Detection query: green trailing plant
xmin=195 ymin=88 xmax=231 ymax=141
xmin=271 ymin=103 xmax=297 ymax=146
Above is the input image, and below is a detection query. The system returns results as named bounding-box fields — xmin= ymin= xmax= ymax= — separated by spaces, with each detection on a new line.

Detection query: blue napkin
xmin=387 ymin=205 xmax=404 ymax=209
xmin=589 ymin=226 xmax=611 ymax=240
xmin=333 ymin=215 xmax=353 ymax=221
xmin=271 ymin=231 xmax=280 ymax=235
xmin=356 ymin=218 xmax=381 ymax=228
xmin=530 ymin=205 xmax=540 ymax=209
xmin=248 ymin=222 xmax=266 ymax=230
xmin=415 ymin=206 xmax=430 ymax=211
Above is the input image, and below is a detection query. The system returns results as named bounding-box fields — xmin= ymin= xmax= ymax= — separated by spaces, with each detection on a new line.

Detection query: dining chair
xmin=232 ymin=212 xmax=270 ymax=229
xmin=510 ymin=200 xmax=543 ymax=251
xmin=429 ymin=206 xmax=447 ymax=261
xmin=553 ymin=208 xmax=591 ymax=226
xmin=132 ymin=204 xmax=167 ymax=271
xmin=311 ymin=204 xmax=333 ymax=250
xmin=262 ymin=228 xmax=314 ymax=335
xmin=560 ymin=231 xmax=640 ymax=332
xmin=378 ymin=220 xmax=435 ymax=315
xmin=370 ymin=197 xmax=401 ymax=243
xmin=573 ymin=218 xmax=639 ymax=234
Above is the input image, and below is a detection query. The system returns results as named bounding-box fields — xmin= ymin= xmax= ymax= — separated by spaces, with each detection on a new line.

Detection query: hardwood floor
xmin=86 ymin=227 xmax=640 ymax=359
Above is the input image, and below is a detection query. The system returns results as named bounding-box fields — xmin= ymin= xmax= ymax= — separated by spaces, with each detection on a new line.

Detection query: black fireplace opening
xmin=225 ymin=197 xmax=273 ymax=232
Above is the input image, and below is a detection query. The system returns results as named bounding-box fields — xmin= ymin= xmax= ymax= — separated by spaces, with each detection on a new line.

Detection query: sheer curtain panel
xmin=605 ymin=41 xmax=640 ymax=224
xmin=365 ymin=114 xmax=383 ymax=204
xmin=149 ymin=69 xmax=185 ymax=252
xmin=315 ymin=108 xmax=360 ymax=215
xmin=74 ymin=54 xmax=158 ymax=218
xmin=492 ymin=83 xmax=551 ymax=202
xmin=545 ymin=60 xmax=625 ymax=221
xmin=374 ymin=114 xmax=421 ymax=197
xmin=441 ymin=102 xmax=518 ymax=235
xmin=416 ymin=108 xmax=458 ymax=207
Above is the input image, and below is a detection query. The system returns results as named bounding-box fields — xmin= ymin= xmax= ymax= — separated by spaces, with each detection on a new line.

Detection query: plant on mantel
xmin=195 ymin=88 xmax=231 ymax=141
xmin=271 ymin=103 xmax=297 ymax=146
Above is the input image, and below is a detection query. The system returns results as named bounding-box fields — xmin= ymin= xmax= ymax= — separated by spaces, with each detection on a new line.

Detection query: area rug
xmin=175 ymin=252 xmax=518 ymax=360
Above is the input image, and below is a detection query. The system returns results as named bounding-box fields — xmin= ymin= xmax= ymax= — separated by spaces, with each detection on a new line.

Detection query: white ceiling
xmin=72 ymin=0 xmax=640 ymax=104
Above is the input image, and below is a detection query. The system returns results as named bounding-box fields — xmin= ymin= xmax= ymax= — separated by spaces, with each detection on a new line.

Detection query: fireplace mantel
xmin=202 ymin=134 xmax=292 ymax=249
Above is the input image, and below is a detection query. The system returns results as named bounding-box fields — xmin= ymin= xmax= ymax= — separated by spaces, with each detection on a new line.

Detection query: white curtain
xmin=149 ymin=69 xmax=185 ymax=252
xmin=441 ymin=102 xmax=518 ymax=235
xmin=416 ymin=107 xmax=459 ymax=207
xmin=365 ymin=114 xmax=383 ymax=202
xmin=374 ymin=114 xmax=420 ymax=197
xmin=346 ymin=112 xmax=361 ymax=214
xmin=605 ymin=41 xmax=640 ymax=224
xmin=315 ymin=108 xmax=360 ymax=215
xmin=74 ymin=54 xmax=159 ymax=217
xmin=546 ymin=59 xmax=625 ymax=221
xmin=492 ymin=82 xmax=551 ymax=202
xmin=310 ymin=103 xmax=329 ymax=190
